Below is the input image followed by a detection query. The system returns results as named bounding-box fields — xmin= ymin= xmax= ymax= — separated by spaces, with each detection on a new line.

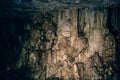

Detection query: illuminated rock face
xmin=15 ymin=8 xmax=115 ymax=80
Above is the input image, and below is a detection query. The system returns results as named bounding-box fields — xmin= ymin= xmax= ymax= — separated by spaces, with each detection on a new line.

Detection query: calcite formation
xmin=14 ymin=7 xmax=116 ymax=80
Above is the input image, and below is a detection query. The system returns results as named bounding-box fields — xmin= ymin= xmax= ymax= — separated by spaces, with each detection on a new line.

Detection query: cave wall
xmin=12 ymin=7 xmax=116 ymax=80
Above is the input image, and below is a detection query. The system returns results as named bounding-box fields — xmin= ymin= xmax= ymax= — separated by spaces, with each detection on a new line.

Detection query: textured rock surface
xmin=12 ymin=7 xmax=116 ymax=80
xmin=0 ymin=0 xmax=119 ymax=80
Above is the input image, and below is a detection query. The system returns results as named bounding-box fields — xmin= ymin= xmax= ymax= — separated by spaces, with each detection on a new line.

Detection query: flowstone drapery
xmin=15 ymin=8 xmax=116 ymax=80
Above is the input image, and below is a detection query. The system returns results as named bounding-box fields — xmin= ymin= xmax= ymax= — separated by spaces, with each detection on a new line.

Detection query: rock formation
xmin=13 ymin=8 xmax=115 ymax=80
xmin=0 ymin=0 xmax=119 ymax=80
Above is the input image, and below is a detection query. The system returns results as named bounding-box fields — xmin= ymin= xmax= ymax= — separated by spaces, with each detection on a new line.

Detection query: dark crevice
xmin=0 ymin=14 xmax=31 ymax=80
xmin=77 ymin=8 xmax=85 ymax=37
xmin=107 ymin=6 xmax=120 ymax=79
